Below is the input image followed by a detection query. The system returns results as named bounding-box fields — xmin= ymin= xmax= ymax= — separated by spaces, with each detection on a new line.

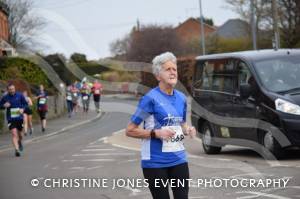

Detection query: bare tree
xmin=225 ymin=0 xmax=272 ymax=29
xmin=224 ymin=0 xmax=273 ymax=46
xmin=110 ymin=34 xmax=131 ymax=57
xmin=2 ymin=0 xmax=46 ymax=50
xmin=225 ymin=0 xmax=300 ymax=48
xmin=278 ymin=0 xmax=300 ymax=47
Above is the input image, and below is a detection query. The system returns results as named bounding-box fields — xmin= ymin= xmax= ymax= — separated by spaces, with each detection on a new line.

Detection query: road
xmin=0 ymin=97 xmax=299 ymax=199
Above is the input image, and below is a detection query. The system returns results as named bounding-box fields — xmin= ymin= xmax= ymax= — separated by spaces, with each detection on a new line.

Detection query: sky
xmin=33 ymin=0 xmax=238 ymax=60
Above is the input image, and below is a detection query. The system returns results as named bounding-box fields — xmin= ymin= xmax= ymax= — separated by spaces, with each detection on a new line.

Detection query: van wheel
xmin=201 ymin=122 xmax=222 ymax=154
xmin=262 ymin=131 xmax=284 ymax=159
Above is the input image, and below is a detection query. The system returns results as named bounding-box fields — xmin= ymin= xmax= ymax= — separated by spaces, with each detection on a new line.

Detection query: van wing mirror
xmin=240 ymin=84 xmax=252 ymax=99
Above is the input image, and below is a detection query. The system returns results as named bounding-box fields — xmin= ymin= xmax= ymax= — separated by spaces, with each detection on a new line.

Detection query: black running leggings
xmin=143 ymin=162 xmax=189 ymax=199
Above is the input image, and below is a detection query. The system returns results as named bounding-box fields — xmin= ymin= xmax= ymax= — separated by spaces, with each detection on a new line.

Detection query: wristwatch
xmin=150 ymin=129 xmax=156 ymax=139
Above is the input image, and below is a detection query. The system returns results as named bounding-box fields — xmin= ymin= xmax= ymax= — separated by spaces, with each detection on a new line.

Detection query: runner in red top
xmin=91 ymin=80 xmax=103 ymax=113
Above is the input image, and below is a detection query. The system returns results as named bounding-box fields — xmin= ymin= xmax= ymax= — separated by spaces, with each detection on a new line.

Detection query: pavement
xmin=104 ymin=94 xmax=139 ymax=100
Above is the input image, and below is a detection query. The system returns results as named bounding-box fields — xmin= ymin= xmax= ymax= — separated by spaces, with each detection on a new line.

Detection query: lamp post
xmin=250 ymin=0 xmax=257 ymax=50
xmin=199 ymin=0 xmax=206 ymax=55
xmin=272 ymin=0 xmax=280 ymax=50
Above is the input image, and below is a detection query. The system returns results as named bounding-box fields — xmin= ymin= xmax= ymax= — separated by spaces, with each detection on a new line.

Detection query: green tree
xmin=70 ymin=53 xmax=88 ymax=64
xmin=195 ymin=17 xmax=214 ymax=26
xmin=44 ymin=54 xmax=78 ymax=84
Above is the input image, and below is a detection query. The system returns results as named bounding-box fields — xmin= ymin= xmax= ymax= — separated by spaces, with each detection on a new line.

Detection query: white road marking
xmin=68 ymin=166 xmax=104 ymax=173
xmin=103 ymin=138 xmax=108 ymax=144
xmin=88 ymin=141 xmax=100 ymax=146
xmin=81 ymin=149 xmax=116 ymax=152
xmin=230 ymin=172 xmax=274 ymax=180
xmin=262 ymin=185 xmax=300 ymax=192
xmin=236 ymin=191 xmax=290 ymax=199
xmin=112 ymin=129 xmax=125 ymax=135
xmin=111 ymin=143 xmax=140 ymax=152
xmin=84 ymin=159 xmax=115 ymax=162
xmin=216 ymin=158 xmax=231 ymax=161
xmin=86 ymin=166 xmax=103 ymax=170
xmin=97 ymin=137 xmax=108 ymax=142
xmin=43 ymin=164 xmax=50 ymax=168
xmin=69 ymin=167 xmax=85 ymax=170
xmin=118 ymin=159 xmax=138 ymax=164
xmin=271 ymin=164 xmax=291 ymax=168
xmin=187 ymin=154 xmax=205 ymax=159
xmin=86 ymin=145 xmax=107 ymax=148
xmin=189 ymin=160 xmax=266 ymax=181
xmin=188 ymin=179 xmax=207 ymax=189
xmin=62 ymin=160 xmax=75 ymax=162
xmin=63 ymin=159 xmax=115 ymax=162
xmin=72 ymin=153 xmax=135 ymax=157
xmin=88 ymin=137 xmax=108 ymax=146
xmin=123 ymin=185 xmax=142 ymax=196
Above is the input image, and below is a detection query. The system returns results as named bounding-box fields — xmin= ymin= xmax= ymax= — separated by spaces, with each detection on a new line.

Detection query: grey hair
xmin=152 ymin=52 xmax=177 ymax=75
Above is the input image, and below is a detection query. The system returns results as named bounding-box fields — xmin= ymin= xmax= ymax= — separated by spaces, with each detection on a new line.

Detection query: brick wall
xmin=0 ymin=10 xmax=9 ymax=42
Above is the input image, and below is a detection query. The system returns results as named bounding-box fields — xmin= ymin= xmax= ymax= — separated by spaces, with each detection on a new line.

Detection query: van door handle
xmin=256 ymin=106 xmax=262 ymax=113
xmin=231 ymin=97 xmax=238 ymax=104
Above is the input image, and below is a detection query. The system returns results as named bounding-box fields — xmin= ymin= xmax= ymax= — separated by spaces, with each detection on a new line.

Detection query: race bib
xmin=39 ymin=98 xmax=46 ymax=105
xmin=73 ymin=93 xmax=78 ymax=97
xmin=162 ymin=126 xmax=185 ymax=152
xmin=10 ymin=108 xmax=20 ymax=118
xmin=67 ymin=96 xmax=72 ymax=101
xmin=83 ymin=96 xmax=88 ymax=100
xmin=95 ymin=89 xmax=100 ymax=94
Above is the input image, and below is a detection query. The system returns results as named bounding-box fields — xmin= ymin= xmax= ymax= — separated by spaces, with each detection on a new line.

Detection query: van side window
xmin=193 ymin=59 xmax=235 ymax=93
xmin=212 ymin=59 xmax=235 ymax=93
xmin=238 ymin=62 xmax=252 ymax=86
xmin=193 ymin=61 xmax=205 ymax=89
xmin=203 ymin=61 xmax=214 ymax=89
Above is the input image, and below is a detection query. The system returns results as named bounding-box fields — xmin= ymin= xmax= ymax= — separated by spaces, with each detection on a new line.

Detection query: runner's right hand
xmin=4 ymin=102 xmax=10 ymax=108
xmin=155 ymin=129 xmax=175 ymax=140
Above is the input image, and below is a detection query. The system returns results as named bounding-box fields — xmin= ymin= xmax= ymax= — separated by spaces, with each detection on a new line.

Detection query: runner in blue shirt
xmin=126 ymin=52 xmax=196 ymax=199
xmin=0 ymin=84 xmax=28 ymax=157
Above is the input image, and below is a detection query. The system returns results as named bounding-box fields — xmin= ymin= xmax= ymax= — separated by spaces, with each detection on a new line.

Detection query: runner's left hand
xmin=186 ymin=126 xmax=196 ymax=138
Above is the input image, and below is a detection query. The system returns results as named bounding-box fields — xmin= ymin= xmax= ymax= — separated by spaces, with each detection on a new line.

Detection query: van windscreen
xmin=254 ymin=55 xmax=300 ymax=93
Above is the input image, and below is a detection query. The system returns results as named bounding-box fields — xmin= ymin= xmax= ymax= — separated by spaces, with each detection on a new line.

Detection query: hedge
xmin=0 ymin=57 xmax=51 ymax=88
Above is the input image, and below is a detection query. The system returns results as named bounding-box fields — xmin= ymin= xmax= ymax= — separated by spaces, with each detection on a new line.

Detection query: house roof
xmin=0 ymin=1 xmax=9 ymax=16
xmin=175 ymin=17 xmax=217 ymax=31
xmin=0 ymin=38 xmax=13 ymax=49
xmin=214 ymin=18 xmax=250 ymax=39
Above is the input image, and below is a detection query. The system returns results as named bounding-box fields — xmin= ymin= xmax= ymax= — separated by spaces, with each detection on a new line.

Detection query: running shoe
xmin=15 ymin=150 xmax=21 ymax=157
xmin=18 ymin=140 xmax=23 ymax=151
